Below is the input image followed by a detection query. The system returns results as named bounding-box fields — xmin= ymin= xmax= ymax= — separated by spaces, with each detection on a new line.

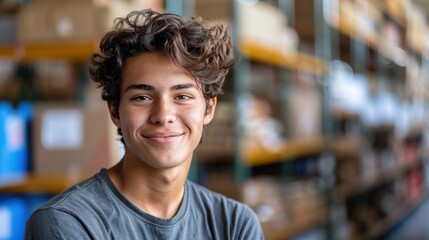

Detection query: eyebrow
xmin=171 ymin=83 xmax=198 ymax=90
xmin=125 ymin=83 xmax=198 ymax=92
xmin=125 ymin=84 xmax=155 ymax=92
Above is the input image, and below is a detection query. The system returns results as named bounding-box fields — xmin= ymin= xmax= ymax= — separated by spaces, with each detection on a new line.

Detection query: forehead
xmin=121 ymin=52 xmax=201 ymax=90
xmin=123 ymin=52 xmax=176 ymax=72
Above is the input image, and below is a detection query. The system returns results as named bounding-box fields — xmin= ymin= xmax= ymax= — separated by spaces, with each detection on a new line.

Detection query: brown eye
xmin=132 ymin=95 xmax=151 ymax=101
xmin=176 ymin=95 xmax=192 ymax=100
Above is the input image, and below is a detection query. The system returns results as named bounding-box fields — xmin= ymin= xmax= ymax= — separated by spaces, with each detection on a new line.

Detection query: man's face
xmin=110 ymin=53 xmax=216 ymax=170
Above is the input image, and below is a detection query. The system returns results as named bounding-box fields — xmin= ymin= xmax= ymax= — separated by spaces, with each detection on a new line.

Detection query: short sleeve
xmin=237 ymin=205 xmax=264 ymax=240
xmin=25 ymin=208 xmax=91 ymax=240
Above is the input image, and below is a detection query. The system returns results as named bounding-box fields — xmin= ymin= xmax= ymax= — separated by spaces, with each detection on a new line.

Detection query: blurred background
xmin=0 ymin=0 xmax=429 ymax=239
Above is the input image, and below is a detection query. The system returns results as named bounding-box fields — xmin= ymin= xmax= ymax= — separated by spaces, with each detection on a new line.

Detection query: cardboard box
xmin=33 ymin=60 xmax=76 ymax=100
xmin=0 ymin=14 xmax=17 ymax=45
xmin=0 ymin=0 xmax=20 ymax=12
xmin=196 ymin=102 xmax=234 ymax=161
xmin=33 ymin=103 xmax=121 ymax=177
xmin=31 ymin=0 xmax=109 ymax=7
xmin=17 ymin=2 xmax=111 ymax=43
xmin=17 ymin=0 xmax=160 ymax=44
xmin=286 ymin=75 xmax=321 ymax=139
xmin=195 ymin=0 xmax=231 ymax=20
xmin=0 ymin=59 xmax=14 ymax=100
xmin=237 ymin=1 xmax=288 ymax=47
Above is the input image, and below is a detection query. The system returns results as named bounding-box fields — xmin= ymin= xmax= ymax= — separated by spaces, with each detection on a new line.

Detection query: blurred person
xmin=25 ymin=9 xmax=263 ymax=240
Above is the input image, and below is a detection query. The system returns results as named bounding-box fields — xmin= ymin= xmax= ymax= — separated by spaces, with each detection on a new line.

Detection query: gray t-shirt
xmin=25 ymin=169 xmax=264 ymax=240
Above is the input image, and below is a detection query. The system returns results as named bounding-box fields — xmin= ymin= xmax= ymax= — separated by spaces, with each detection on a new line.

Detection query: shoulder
xmin=25 ymin=207 xmax=91 ymax=239
xmin=26 ymin=172 xmax=109 ymax=239
xmin=37 ymin=172 xmax=106 ymax=212
xmin=27 ymin=172 xmax=108 ymax=226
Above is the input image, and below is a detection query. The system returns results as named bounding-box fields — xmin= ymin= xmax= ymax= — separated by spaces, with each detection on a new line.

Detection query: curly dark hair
xmin=89 ymin=9 xmax=235 ymax=119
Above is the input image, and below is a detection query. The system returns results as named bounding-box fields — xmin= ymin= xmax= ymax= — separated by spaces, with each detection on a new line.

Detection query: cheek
xmin=119 ymin=107 xmax=147 ymax=130
xmin=183 ymin=108 xmax=206 ymax=128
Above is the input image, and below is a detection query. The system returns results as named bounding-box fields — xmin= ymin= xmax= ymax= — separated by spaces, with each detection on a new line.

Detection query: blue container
xmin=0 ymin=101 xmax=30 ymax=183
xmin=0 ymin=194 xmax=52 ymax=240
xmin=17 ymin=102 xmax=33 ymax=172
xmin=0 ymin=102 xmax=13 ymax=182
xmin=0 ymin=197 xmax=27 ymax=240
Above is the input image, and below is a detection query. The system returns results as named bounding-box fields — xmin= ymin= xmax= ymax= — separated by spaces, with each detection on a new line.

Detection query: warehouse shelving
xmin=326 ymin=1 xmax=428 ymax=239
xmin=243 ymin=137 xmax=327 ymax=167
xmin=333 ymin=156 xmax=424 ymax=201
xmin=0 ymin=174 xmax=84 ymax=194
xmin=0 ymin=40 xmax=98 ymax=63
xmin=230 ymin=0 xmax=429 ymax=239
xmin=380 ymin=0 xmax=406 ymax=26
xmin=366 ymin=193 xmax=427 ymax=239
xmin=238 ymin=40 xmax=327 ymax=76
xmin=263 ymin=206 xmax=328 ymax=240
xmin=230 ymin=1 xmax=332 ymax=239
xmin=0 ymin=39 xmax=102 ymax=195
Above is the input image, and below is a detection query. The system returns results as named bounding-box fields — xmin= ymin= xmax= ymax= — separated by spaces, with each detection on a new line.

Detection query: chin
xmin=146 ymin=153 xmax=189 ymax=170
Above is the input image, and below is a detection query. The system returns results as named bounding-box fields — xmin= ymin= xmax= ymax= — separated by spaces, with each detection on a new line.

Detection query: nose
xmin=150 ymin=98 xmax=175 ymax=125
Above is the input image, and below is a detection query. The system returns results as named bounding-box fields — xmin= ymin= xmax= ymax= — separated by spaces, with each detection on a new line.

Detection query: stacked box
xmin=17 ymin=1 xmax=110 ymax=43
xmin=0 ymin=14 xmax=17 ymax=45
xmin=33 ymin=102 xmax=121 ymax=177
xmin=17 ymin=0 xmax=164 ymax=44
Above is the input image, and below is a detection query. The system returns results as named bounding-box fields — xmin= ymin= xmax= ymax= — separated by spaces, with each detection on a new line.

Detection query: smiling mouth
xmin=144 ymin=133 xmax=184 ymax=144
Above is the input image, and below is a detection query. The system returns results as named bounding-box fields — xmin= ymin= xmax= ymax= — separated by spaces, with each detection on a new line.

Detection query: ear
xmin=203 ymin=97 xmax=217 ymax=125
xmin=107 ymin=102 xmax=121 ymax=128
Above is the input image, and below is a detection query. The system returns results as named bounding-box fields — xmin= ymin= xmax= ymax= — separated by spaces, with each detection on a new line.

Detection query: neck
xmin=108 ymin=156 xmax=190 ymax=219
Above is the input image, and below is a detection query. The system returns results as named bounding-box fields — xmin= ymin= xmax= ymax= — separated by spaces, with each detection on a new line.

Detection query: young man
xmin=25 ymin=9 xmax=264 ymax=239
